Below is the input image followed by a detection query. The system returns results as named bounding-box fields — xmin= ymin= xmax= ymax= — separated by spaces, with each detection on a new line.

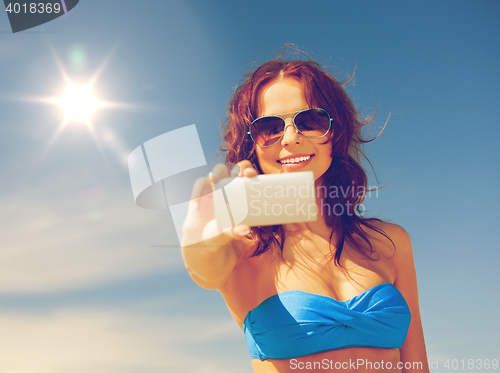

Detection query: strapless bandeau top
xmin=243 ymin=283 xmax=411 ymax=360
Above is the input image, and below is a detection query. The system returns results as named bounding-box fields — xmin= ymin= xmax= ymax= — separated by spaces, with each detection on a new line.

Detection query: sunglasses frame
xmin=247 ymin=108 xmax=333 ymax=148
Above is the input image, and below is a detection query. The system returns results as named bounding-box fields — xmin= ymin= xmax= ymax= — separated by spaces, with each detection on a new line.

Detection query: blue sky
xmin=0 ymin=0 xmax=499 ymax=372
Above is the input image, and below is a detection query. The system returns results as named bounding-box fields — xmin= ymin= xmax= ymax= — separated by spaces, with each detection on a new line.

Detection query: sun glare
xmin=57 ymin=83 xmax=102 ymax=124
xmin=26 ymin=46 xmax=136 ymax=162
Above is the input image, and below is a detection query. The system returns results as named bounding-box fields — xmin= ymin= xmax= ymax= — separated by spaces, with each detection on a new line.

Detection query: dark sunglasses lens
xmin=295 ymin=109 xmax=331 ymax=137
xmin=251 ymin=117 xmax=284 ymax=146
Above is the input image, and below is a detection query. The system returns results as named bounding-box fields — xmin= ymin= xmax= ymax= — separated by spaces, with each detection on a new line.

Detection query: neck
xmin=283 ymin=181 xmax=340 ymax=245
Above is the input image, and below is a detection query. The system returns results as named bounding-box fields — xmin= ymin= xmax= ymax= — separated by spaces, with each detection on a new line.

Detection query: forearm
xmin=181 ymin=242 xmax=237 ymax=286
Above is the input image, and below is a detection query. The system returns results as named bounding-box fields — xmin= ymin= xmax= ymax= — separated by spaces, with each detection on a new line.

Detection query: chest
xmin=260 ymin=238 xmax=393 ymax=298
xmin=222 ymin=234 xmax=396 ymax=326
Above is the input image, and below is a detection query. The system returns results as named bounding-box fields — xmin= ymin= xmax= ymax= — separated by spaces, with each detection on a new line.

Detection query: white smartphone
xmin=213 ymin=171 xmax=317 ymax=228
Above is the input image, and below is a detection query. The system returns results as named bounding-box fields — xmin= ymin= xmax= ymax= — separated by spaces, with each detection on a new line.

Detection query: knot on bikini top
xmin=242 ymin=283 xmax=411 ymax=360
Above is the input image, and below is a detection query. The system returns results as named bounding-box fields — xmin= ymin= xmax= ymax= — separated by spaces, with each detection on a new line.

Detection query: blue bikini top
xmin=243 ymin=283 xmax=411 ymax=360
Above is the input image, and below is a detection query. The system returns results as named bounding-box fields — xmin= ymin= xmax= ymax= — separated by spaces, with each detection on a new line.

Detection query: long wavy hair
xmin=220 ymin=57 xmax=393 ymax=266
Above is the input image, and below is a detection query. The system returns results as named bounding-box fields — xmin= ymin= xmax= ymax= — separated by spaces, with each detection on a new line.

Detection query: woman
xmin=181 ymin=57 xmax=429 ymax=372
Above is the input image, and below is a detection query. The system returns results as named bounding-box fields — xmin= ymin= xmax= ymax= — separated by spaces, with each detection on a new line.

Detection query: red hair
xmin=220 ymin=58 xmax=393 ymax=265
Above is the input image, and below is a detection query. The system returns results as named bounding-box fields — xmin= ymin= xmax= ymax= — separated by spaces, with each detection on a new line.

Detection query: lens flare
xmin=56 ymin=83 xmax=102 ymax=125
xmin=18 ymin=45 xmax=138 ymax=163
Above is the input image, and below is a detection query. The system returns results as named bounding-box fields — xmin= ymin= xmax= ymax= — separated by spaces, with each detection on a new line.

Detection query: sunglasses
xmin=248 ymin=108 xmax=332 ymax=147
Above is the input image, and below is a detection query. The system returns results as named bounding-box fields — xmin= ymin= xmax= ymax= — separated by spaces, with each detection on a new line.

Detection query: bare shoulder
xmin=366 ymin=219 xmax=410 ymax=240
xmin=355 ymin=219 xmax=412 ymax=260
xmin=372 ymin=221 xmax=413 ymax=260
xmin=367 ymin=220 xmax=419 ymax=287
xmin=369 ymin=220 xmax=411 ymax=251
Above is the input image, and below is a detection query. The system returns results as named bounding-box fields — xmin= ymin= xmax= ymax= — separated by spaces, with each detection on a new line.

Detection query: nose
xmin=280 ymin=118 xmax=301 ymax=146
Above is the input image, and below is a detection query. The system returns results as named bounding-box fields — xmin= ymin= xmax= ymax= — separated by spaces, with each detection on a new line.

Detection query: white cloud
xmin=0 ymin=309 xmax=251 ymax=373
xmin=0 ymin=165 xmax=183 ymax=294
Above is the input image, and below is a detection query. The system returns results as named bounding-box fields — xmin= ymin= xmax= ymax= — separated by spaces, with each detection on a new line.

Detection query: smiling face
xmin=254 ymin=78 xmax=332 ymax=182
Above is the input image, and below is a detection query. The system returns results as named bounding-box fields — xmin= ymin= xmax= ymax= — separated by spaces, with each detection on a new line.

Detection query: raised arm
xmin=181 ymin=161 xmax=257 ymax=289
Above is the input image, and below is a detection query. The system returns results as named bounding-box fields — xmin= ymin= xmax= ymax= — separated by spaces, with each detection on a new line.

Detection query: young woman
xmin=181 ymin=58 xmax=429 ymax=372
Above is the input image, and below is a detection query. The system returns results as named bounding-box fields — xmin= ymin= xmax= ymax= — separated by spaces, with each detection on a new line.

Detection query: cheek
xmin=318 ymin=143 xmax=333 ymax=168
xmin=255 ymin=148 xmax=277 ymax=173
xmin=254 ymin=147 xmax=265 ymax=169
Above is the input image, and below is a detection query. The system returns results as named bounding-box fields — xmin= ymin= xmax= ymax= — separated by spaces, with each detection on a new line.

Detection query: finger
xmin=242 ymin=167 xmax=258 ymax=177
xmin=229 ymin=165 xmax=240 ymax=177
xmin=190 ymin=177 xmax=212 ymax=200
xmin=210 ymin=163 xmax=230 ymax=184
xmin=231 ymin=160 xmax=258 ymax=177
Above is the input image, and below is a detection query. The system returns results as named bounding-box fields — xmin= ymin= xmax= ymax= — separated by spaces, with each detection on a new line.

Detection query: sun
xmin=23 ymin=47 xmax=136 ymax=160
xmin=55 ymin=82 xmax=104 ymax=125
xmin=35 ymin=77 xmax=114 ymax=151
xmin=39 ymin=48 xmax=118 ymax=131
xmin=40 ymin=76 xmax=112 ymax=131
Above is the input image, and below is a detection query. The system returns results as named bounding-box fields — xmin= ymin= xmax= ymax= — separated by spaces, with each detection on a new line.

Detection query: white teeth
xmin=280 ymin=155 xmax=311 ymax=164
